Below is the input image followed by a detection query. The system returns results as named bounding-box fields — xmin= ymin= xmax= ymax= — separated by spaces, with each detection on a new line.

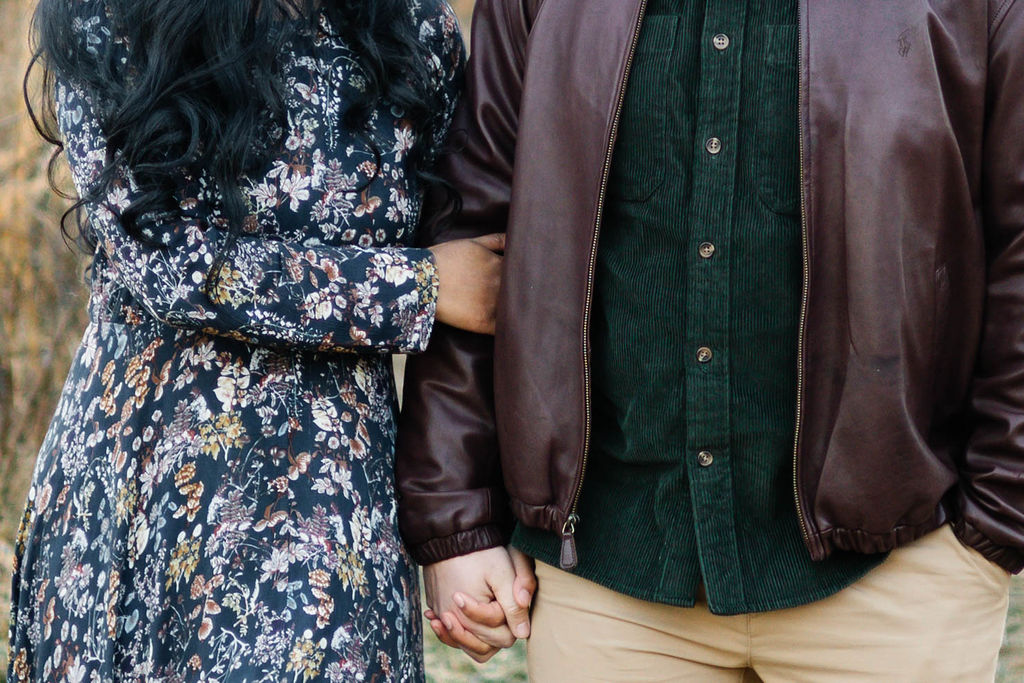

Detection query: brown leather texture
xmin=396 ymin=0 xmax=1024 ymax=573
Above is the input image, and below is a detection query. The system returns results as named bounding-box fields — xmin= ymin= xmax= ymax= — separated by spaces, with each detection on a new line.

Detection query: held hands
xmin=423 ymin=238 xmax=527 ymax=659
xmin=423 ymin=546 xmax=537 ymax=663
xmin=429 ymin=233 xmax=506 ymax=335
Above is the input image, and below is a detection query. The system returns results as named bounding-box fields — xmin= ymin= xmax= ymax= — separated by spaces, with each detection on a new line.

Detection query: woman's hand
xmin=429 ymin=233 xmax=505 ymax=335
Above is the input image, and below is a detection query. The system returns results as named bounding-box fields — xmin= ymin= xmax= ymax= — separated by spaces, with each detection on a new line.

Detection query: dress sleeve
xmin=56 ymin=33 xmax=440 ymax=355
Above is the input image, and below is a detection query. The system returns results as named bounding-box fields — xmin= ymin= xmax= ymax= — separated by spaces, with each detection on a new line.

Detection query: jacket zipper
xmin=561 ymin=0 xmax=650 ymax=570
xmin=792 ymin=0 xmax=811 ymax=545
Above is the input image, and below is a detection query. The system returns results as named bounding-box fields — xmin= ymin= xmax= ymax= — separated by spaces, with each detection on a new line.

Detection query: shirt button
xmin=705 ymin=137 xmax=722 ymax=155
xmin=712 ymin=33 xmax=730 ymax=51
xmin=699 ymin=242 xmax=716 ymax=259
xmin=697 ymin=450 xmax=715 ymax=467
xmin=697 ymin=346 xmax=714 ymax=363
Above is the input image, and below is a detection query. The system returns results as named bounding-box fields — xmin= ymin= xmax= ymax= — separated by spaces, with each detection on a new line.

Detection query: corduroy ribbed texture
xmin=513 ymin=0 xmax=885 ymax=616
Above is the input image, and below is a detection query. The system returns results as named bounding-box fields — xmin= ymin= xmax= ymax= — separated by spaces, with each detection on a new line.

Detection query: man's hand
xmin=423 ymin=546 xmax=536 ymax=662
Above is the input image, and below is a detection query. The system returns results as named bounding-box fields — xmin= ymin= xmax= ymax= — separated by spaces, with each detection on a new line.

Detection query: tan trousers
xmin=527 ymin=525 xmax=1011 ymax=682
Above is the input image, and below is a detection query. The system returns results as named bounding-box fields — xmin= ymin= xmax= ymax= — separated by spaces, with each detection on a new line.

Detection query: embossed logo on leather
xmin=897 ymin=28 xmax=913 ymax=58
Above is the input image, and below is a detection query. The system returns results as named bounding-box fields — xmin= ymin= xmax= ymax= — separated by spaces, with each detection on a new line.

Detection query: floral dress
xmin=8 ymin=2 xmax=462 ymax=681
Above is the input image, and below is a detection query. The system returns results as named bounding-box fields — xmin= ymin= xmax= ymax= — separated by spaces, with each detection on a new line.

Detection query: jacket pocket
xmin=754 ymin=24 xmax=801 ymax=216
xmin=606 ymin=15 xmax=679 ymax=203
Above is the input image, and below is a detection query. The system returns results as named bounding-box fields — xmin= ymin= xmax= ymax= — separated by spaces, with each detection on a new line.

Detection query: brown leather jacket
xmin=396 ymin=0 xmax=1024 ymax=573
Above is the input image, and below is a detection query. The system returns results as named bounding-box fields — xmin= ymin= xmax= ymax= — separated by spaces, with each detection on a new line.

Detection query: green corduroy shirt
xmin=513 ymin=0 xmax=886 ymax=615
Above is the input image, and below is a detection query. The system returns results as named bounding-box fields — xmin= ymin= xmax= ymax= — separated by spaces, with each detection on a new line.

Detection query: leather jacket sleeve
xmin=395 ymin=0 xmax=539 ymax=565
xmin=953 ymin=0 xmax=1024 ymax=573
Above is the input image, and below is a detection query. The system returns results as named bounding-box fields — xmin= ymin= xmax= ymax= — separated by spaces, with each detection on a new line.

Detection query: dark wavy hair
xmin=27 ymin=0 xmax=454 ymax=250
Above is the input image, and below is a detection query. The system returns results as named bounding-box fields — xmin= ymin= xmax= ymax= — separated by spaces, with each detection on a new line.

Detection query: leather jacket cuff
xmin=951 ymin=518 xmax=1024 ymax=574
xmin=408 ymin=524 xmax=510 ymax=566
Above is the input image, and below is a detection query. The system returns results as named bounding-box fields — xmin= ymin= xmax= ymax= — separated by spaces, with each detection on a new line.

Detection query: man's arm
xmin=395 ymin=0 xmax=543 ymax=659
xmin=953 ymin=0 xmax=1024 ymax=573
xmin=396 ymin=0 xmax=538 ymax=568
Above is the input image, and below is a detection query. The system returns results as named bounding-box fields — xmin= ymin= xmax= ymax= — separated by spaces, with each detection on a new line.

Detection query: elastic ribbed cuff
xmin=952 ymin=518 xmax=1024 ymax=574
xmin=407 ymin=524 xmax=509 ymax=565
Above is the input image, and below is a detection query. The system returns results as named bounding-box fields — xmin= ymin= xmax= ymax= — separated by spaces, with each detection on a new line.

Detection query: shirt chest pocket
xmin=752 ymin=24 xmax=801 ymax=216
xmin=606 ymin=15 xmax=680 ymax=203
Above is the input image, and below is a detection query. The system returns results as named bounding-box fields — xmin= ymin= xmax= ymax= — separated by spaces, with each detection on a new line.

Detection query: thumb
xmin=510 ymin=548 xmax=537 ymax=610
xmin=471 ymin=232 xmax=506 ymax=253
xmin=490 ymin=572 xmax=531 ymax=640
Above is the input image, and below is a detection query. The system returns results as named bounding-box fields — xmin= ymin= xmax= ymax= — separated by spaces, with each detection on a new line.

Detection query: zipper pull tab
xmin=559 ymin=514 xmax=580 ymax=570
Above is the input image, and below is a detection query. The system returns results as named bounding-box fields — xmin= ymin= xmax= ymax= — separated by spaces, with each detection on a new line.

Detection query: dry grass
xmin=0 ymin=0 xmax=1022 ymax=681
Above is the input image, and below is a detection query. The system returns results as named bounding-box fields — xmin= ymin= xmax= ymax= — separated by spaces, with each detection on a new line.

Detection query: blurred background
xmin=0 ymin=0 xmax=1020 ymax=680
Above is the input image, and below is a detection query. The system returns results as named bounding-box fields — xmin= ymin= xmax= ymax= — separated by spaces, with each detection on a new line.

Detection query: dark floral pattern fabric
xmin=8 ymin=2 xmax=463 ymax=681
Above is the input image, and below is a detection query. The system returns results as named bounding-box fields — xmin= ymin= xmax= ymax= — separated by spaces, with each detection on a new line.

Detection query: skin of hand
xmin=428 ymin=233 xmax=505 ymax=335
xmin=422 ymin=546 xmax=537 ymax=662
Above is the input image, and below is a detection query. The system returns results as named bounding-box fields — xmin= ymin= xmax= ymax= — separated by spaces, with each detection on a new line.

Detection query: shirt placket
xmin=684 ymin=0 xmax=749 ymax=613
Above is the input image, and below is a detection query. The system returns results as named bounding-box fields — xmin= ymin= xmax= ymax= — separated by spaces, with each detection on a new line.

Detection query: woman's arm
xmin=60 ymin=74 xmax=440 ymax=353
xmin=54 ymin=0 xmax=491 ymax=354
